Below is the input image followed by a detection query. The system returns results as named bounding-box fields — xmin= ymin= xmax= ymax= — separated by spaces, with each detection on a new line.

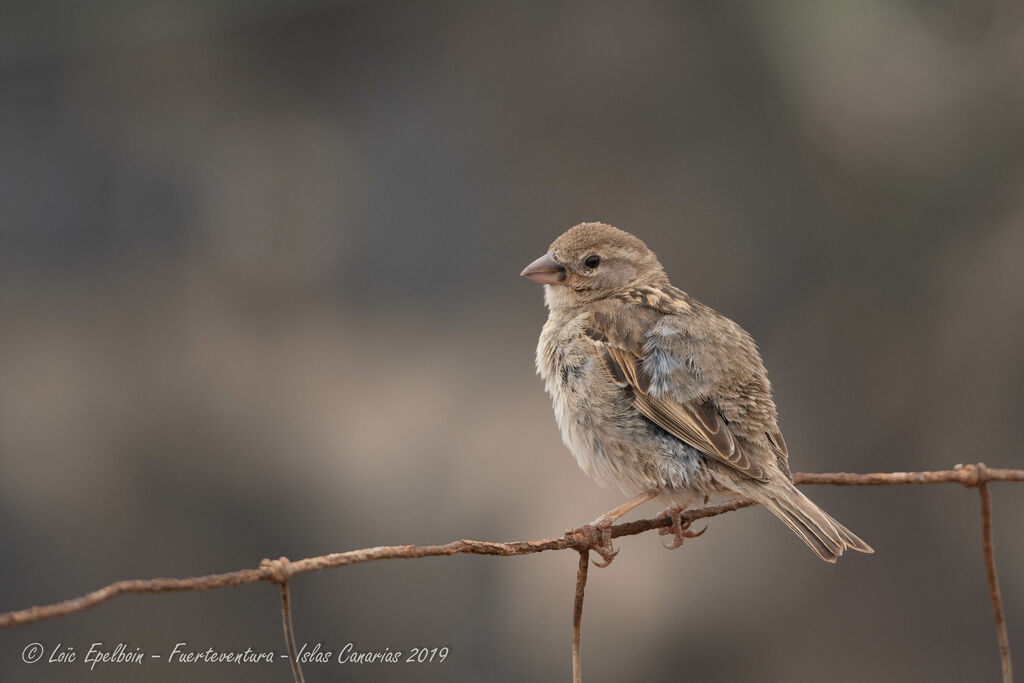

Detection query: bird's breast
xmin=536 ymin=316 xmax=647 ymax=490
xmin=535 ymin=313 xmax=711 ymax=497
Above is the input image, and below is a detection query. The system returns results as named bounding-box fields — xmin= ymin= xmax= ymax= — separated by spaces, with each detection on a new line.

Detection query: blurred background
xmin=2 ymin=1 xmax=1023 ymax=681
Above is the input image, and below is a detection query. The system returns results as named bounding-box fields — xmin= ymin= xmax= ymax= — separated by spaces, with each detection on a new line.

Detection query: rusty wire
xmin=1 ymin=464 xmax=1019 ymax=683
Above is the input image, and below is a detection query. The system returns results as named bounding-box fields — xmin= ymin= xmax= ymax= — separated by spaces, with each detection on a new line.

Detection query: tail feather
xmin=743 ymin=481 xmax=874 ymax=563
xmin=761 ymin=496 xmax=842 ymax=561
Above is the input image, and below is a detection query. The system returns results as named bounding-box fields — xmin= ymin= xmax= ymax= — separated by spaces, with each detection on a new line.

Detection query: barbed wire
xmin=2 ymin=463 xmax=1020 ymax=682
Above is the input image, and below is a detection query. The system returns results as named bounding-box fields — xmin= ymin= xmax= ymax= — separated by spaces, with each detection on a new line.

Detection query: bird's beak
xmin=520 ymin=253 xmax=566 ymax=285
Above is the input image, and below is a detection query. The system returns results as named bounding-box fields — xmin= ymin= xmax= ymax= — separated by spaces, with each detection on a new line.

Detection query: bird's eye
xmin=584 ymin=254 xmax=601 ymax=268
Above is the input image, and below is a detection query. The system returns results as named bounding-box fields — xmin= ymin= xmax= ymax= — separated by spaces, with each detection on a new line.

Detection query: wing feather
xmin=587 ymin=303 xmax=770 ymax=482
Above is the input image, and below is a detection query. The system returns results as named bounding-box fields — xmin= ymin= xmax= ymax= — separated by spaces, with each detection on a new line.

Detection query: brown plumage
xmin=522 ymin=222 xmax=873 ymax=564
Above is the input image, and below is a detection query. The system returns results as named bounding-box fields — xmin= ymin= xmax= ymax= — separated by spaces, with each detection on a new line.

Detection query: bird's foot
xmin=565 ymin=519 xmax=619 ymax=567
xmin=657 ymin=505 xmax=707 ymax=550
xmin=564 ymin=492 xmax=660 ymax=567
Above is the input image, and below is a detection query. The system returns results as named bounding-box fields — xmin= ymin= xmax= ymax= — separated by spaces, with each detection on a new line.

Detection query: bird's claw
xmin=565 ymin=520 xmax=619 ymax=567
xmin=657 ymin=506 xmax=707 ymax=550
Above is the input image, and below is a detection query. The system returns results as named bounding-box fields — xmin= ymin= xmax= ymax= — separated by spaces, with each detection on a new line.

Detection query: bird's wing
xmin=765 ymin=427 xmax=791 ymax=479
xmin=586 ymin=295 xmax=770 ymax=482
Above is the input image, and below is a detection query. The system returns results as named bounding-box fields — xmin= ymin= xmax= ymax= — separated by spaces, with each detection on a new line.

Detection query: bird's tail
xmin=739 ymin=480 xmax=874 ymax=563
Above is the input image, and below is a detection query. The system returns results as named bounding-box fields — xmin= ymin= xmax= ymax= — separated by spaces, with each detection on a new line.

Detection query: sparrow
xmin=521 ymin=222 xmax=873 ymax=566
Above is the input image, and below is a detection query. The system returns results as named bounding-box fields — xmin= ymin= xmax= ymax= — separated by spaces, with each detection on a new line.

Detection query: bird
xmin=521 ymin=221 xmax=873 ymax=566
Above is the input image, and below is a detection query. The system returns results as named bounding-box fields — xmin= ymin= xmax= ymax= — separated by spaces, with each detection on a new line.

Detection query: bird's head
xmin=520 ymin=222 xmax=667 ymax=308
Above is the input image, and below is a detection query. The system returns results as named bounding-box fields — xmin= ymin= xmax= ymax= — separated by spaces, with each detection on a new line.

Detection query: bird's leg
xmin=567 ymin=492 xmax=658 ymax=567
xmin=657 ymin=504 xmax=707 ymax=550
